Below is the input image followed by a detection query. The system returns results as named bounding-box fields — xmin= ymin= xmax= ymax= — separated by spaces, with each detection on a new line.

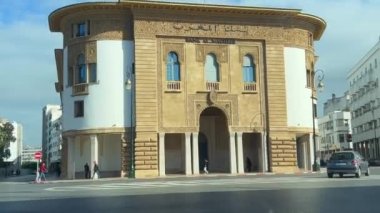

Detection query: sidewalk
xmin=0 ymin=169 xmax=327 ymax=184
xmin=0 ymin=174 xmax=36 ymax=183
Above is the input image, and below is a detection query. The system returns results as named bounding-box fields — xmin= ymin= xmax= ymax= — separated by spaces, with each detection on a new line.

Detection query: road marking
xmin=0 ymin=182 xmax=28 ymax=185
xmin=45 ymin=175 xmax=380 ymax=192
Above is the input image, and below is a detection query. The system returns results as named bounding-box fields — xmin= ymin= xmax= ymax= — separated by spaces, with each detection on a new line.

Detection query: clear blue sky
xmin=1 ymin=0 xmax=379 ymax=147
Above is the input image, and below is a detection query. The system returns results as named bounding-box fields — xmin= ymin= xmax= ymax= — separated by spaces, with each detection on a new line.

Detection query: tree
xmin=0 ymin=122 xmax=16 ymax=164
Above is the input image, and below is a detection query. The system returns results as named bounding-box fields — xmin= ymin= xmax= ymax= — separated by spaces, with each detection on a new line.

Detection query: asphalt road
xmin=2 ymin=168 xmax=380 ymax=213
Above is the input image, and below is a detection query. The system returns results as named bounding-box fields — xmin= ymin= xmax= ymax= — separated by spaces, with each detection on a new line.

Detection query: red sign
xmin=34 ymin=151 xmax=42 ymax=159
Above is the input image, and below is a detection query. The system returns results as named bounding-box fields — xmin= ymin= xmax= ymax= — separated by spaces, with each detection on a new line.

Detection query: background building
xmin=22 ymin=145 xmax=42 ymax=163
xmin=348 ymin=38 xmax=380 ymax=160
xmin=49 ymin=0 xmax=326 ymax=178
xmin=0 ymin=118 xmax=23 ymax=170
xmin=42 ymin=105 xmax=62 ymax=171
xmin=318 ymin=93 xmax=352 ymax=163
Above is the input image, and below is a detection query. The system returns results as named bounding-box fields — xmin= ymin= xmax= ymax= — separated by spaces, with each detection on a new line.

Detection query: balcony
xmin=72 ymin=83 xmax=89 ymax=96
xmin=243 ymin=82 xmax=257 ymax=92
xmin=206 ymin=82 xmax=219 ymax=91
xmin=166 ymin=81 xmax=181 ymax=91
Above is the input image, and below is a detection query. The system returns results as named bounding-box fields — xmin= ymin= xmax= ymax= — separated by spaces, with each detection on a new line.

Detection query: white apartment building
xmin=42 ymin=105 xmax=62 ymax=170
xmin=348 ymin=38 xmax=380 ymax=160
xmin=319 ymin=112 xmax=352 ymax=153
xmin=22 ymin=146 xmax=42 ymax=163
xmin=0 ymin=118 xmax=23 ymax=169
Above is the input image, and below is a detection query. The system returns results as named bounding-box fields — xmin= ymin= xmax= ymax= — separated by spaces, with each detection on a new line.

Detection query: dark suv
xmin=327 ymin=151 xmax=369 ymax=178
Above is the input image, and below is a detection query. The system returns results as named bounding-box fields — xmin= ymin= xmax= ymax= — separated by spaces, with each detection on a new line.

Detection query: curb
xmin=28 ymin=170 xmax=327 ymax=184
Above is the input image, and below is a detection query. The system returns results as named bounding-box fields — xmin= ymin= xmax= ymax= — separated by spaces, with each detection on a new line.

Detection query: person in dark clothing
xmin=56 ymin=164 xmax=61 ymax=177
xmin=92 ymin=161 xmax=100 ymax=179
xmin=246 ymin=157 xmax=252 ymax=172
xmin=84 ymin=163 xmax=90 ymax=179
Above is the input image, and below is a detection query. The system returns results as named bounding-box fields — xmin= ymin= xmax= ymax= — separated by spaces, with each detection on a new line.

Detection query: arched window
xmin=205 ymin=53 xmax=219 ymax=82
xmin=242 ymin=55 xmax=256 ymax=82
xmin=77 ymin=54 xmax=86 ymax=84
xmin=166 ymin=52 xmax=180 ymax=81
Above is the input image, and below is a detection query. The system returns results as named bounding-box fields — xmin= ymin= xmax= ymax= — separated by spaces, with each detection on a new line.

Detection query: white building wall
xmin=62 ymin=40 xmax=134 ymax=131
xmin=43 ymin=105 xmax=62 ymax=167
xmin=49 ymin=117 xmax=62 ymax=163
xmin=284 ymin=47 xmax=313 ymax=128
xmin=348 ymin=39 xmax=380 ymax=146
xmin=318 ymin=111 xmax=352 ymax=152
xmin=22 ymin=148 xmax=42 ymax=163
xmin=100 ymin=134 xmax=121 ymax=171
xmin=1 ymin=120 xmax=22 ymax=165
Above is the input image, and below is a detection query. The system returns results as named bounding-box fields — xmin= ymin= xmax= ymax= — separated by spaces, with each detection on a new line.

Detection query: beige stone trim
xmin=59 ymin=10 xmax=133 ymax=46
xmin=266 ymin=43 xmax=287 ymax=127
xmin=195 ymin=44 xmax=228 ymax=63
xmin=305 ymin=49 xmax=315 ymax=70
xmin=162 ymin=42 xmax=184 ymax=62
xmin=50 ymin=1 xmax=325 ymax=40
xmin=187 ymin=93 xmax=239 ymax=129
xmin=288 ymin=126 xmax=314 ymax=134
xmin=134 ymin=20 xmax=313 ymax=49
xmin=270 ymin=136 xmax=297 ymax=168
xmin=238 ymin=45 xmax=259 ymax=63
xmin=68 ymin=41 xmax=97 ymax=69
xmin=54 ymin=49 xmax=64 ymax=92
xmin=135 ymin=169 xmax=158 ymax=178
xmin=62 ymin=127 xmax=126 ymax=137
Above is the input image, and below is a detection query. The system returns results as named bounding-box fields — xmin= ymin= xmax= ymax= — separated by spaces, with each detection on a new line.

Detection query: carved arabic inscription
xmin=134 ymin=20 xmax=310 ymax=47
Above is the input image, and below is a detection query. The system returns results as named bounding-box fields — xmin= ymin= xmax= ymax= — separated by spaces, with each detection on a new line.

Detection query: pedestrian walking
xmin=39 ymin=162 xmax=47 ymax=183
xmin=92 ymin=161 xmax=100 ymax=179
xmin=84 ymin=163 xmax=90 ymax=179
xmin=203 ymin=159 xmax=209 ymax=174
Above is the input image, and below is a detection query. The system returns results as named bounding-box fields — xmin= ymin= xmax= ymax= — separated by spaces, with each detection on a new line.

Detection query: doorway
xmin=199 ymin=107 xmax=229 ymax=173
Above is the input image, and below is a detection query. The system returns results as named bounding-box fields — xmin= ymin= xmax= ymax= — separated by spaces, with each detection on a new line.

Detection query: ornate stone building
xmin=49 ymin=0 xmax=325 ymax=178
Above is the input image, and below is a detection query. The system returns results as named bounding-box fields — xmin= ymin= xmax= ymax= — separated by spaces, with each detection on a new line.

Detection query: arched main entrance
xmin=199 ymin=107 xmax=229 ymax=173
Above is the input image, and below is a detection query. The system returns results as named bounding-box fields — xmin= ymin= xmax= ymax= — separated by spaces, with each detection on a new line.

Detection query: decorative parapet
xmin=166 ymin=81 xmax=181 ymax=91
xmin=72 ymin=83 xmax=89 ymax=96
xmin=243 ymin=82 xmax=257 ymax=92
xmin=206 ymin=82 xmax=219 ymax=91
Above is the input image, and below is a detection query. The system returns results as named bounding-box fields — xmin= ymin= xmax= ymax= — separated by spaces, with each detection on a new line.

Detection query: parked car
xmin=368 ymin=159 xmax=380 ymax=166
xmin=326 ymin=151 xmax=369 ymax=178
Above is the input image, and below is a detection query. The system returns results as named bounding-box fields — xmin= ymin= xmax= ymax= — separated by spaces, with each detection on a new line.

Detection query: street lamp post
xmin=125 ymin=65 xmax=135 ymax=178
xmin=371 ymin=100 xmax=377 ymax=159
xmin=312 ymin=69 xmax=324 ymax=172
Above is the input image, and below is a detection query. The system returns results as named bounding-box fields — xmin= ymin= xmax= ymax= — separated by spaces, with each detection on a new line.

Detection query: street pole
xmin=312 ymin=96 xmax=319 ymax=171
xmin=130 ymin=69 xmax=135 ymax=178
xmin=312 ymin=69 xmax=324 ymax=172
xmin=35 ymin=159 xmax=40 ymax=183
xmin=371 ymin=101 xmax=377 ymax=159
xmin=126 ymin=65 xmax=135 ymax=178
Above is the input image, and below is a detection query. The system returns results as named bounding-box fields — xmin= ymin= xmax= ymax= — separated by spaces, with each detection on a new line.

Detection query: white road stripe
xmin=45 ymin=175 xmax=380 ymax=192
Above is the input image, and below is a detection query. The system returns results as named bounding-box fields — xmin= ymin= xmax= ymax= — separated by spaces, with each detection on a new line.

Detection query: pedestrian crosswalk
xmin=44 ymin=175 xmax=380 ymax=192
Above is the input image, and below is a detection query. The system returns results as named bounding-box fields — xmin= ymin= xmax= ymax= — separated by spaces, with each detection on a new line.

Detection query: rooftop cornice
xmin=49 ymin=0 xmax=325 ymax=39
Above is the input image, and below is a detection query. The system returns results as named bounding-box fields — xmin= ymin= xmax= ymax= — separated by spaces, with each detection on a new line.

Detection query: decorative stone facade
xmin=50 ymin=0 xmax=326 ymax=178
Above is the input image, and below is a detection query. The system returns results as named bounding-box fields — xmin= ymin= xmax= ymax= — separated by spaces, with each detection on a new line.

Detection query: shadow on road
xmin=2 ymin=186 xmax=380 ymax=213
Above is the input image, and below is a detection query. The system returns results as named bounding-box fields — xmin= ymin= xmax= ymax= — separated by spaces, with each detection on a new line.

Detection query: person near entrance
xmin=246 ymin=157 xmax=252 ymax=172
xmin=92 ymin=161 xmax=100 ymax=179
xmin=203 ymin=159 xmax=209 ymax=174
xmin=84 ymin=163 xmax=90 ymax=179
